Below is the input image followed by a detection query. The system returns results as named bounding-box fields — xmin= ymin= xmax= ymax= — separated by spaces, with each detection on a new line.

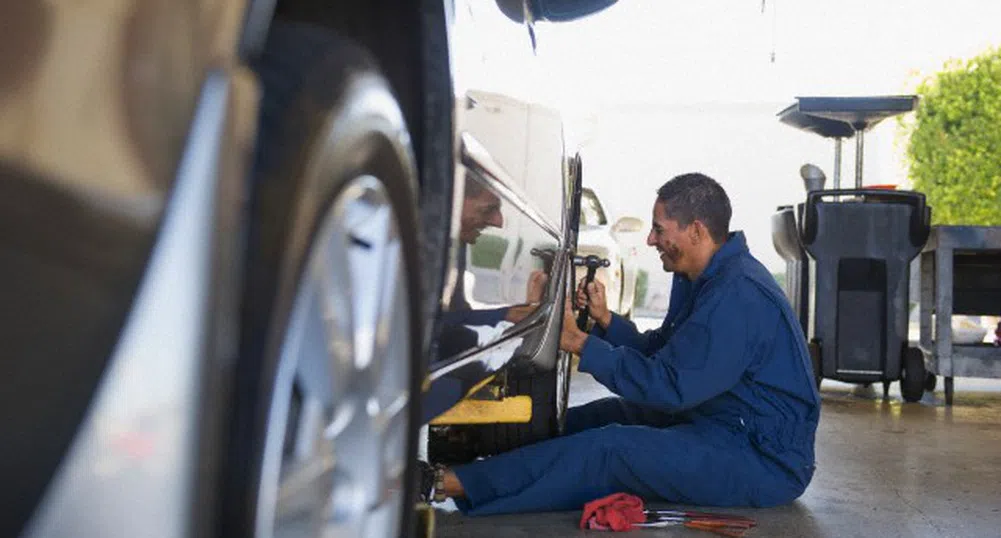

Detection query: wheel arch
xmin=240 ymin=0 xmax=456 ymax=351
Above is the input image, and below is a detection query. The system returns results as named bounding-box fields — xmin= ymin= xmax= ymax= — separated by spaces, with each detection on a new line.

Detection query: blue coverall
xmin=452 ymin=232 xmax=821 ymax=515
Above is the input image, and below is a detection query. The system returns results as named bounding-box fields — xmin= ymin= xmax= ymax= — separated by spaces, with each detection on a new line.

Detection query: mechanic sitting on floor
xmin=421 ymin=172 xmax=821 ymax=515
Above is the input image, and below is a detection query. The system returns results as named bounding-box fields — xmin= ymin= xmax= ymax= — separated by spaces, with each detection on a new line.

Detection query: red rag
xmin=579 ymin=493 xmax=647 ymax=531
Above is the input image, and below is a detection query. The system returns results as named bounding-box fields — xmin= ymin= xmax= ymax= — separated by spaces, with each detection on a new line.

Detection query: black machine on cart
xmin=771 ymin=96 xmax=933 ymax=402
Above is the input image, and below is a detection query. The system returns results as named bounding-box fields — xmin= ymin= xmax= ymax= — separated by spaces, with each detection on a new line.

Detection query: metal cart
xmin=918 ymin=226 xmax=1001 ymax=405
xmin=771 ymin=96 xmax=933 ymax=402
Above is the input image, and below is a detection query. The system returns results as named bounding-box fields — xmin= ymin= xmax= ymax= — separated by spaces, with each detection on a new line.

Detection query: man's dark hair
xmin=656 ymin=173 xmax=732 ymax=244
xmin=464 ymin=171 xmax=489 ymax=199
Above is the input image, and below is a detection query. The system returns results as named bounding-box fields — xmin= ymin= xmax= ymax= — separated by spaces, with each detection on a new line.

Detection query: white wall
xmin=579 ymin=101 xmax=908 ymax=273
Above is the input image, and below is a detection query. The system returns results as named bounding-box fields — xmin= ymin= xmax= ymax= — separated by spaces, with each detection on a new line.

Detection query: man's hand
xmin=504 ymin=271 xmax=548 ymax=324
xmin=576 ymin=278 xmax=612 ymax=329
xmin=505 ymin=302 xmax=539 ymax=323
xmin=560 ymin=301 xmax=588 ymax=355
xmin=526 ymin=270 xmax=548 ymax=303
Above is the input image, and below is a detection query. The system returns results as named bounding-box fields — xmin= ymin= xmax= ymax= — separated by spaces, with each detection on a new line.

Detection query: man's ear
xmin=689 ymin=220 xmax=707 ymax=244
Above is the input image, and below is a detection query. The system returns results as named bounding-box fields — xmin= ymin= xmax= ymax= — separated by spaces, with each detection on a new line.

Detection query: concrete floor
xmin=433 ymin=353 xmax=1001 ymax=537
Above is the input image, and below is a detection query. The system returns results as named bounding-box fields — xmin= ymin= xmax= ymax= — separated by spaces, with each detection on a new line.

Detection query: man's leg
xmin=565 ymin=396 xmax=684 ymax=434
xmin=448 ymin=422 xmax=800 ymax=516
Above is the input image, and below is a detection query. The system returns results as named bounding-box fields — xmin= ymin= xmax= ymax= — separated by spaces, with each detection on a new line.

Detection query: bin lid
xmin=778 ymin=95 xmax=917 ymax=136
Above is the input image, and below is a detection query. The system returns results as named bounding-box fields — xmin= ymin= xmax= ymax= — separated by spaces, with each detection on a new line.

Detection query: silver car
xmin=0 ymin=1 xmax=616 ymax=537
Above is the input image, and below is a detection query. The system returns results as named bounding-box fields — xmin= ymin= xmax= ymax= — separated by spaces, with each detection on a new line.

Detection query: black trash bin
xmin=771 ymin=96 xmax=933 ymax=402
xmin=774 ymin=190 xmax=931 ymax=400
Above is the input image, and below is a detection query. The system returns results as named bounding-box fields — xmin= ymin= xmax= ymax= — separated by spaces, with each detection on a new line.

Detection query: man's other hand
xmin=526 ymin=270 xmax=548 ymax=303
xmin=505 ymin=302 xmax=539 ymax=323
xmin=575 ymin=279 xmax=612 ymax=329
xmin=559 ymin=301 xmax=588 ymax=355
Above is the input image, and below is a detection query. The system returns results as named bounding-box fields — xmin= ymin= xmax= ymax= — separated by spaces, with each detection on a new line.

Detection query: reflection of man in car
xmin=458 ymin=175 xmax=504 ymax=244
xmin=422 ymin=173 xmax=820 ymax=515
xmin=438 ymin=175 xmax=547 ymax=358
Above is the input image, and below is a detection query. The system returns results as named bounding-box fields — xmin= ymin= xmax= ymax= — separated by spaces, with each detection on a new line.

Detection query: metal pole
xmin=854 ymin=129 xmax=865 ymax=188
xmin=833 ymin=138 xmax=842 ymax=190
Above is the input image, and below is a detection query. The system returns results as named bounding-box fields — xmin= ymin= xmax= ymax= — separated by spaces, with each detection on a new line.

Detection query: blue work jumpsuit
xmin=452 ymin=232 xmax=821 ymax=515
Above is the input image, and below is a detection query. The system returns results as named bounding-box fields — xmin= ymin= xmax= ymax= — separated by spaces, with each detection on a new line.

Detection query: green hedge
xmin=903 ymin=46 xmax=1001 ymax=225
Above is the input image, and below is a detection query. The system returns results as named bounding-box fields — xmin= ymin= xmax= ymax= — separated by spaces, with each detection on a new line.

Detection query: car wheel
xmin=554 ymin=349 xmax=572 ymax=435
xmin=429 ymin=353 xmax=571 ymax=464
xmin=429 ymin=279 xmax=571 ymax=463
xmin=477 ymin=350 xmax=572 ymax=454
xmin=230 ymin=22 xmax=423 ymax=538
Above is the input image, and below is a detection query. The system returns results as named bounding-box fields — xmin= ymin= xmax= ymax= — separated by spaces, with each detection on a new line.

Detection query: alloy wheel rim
xmin=256 ymin=175 xmax=412 ymax=538
xmin=555 ymin=351 xmax=570 ymax=435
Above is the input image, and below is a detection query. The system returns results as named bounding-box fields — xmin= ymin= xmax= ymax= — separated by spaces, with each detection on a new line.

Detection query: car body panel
xmin=422 ymin=0 xmax=590 ymax=424
xmin=0 ymin=0 xmax=252 ymax=535
xmin=23 ymin=70 xmax=256 ymax=538
xmin=2 ymin=0 xmax=612 ymax=531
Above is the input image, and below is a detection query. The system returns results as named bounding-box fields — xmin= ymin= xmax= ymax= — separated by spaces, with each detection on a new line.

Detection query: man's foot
xmin=417 ymin=460 xmax=434 ymax=503
xmin=417 ymin=460 xmax=447 ymax=503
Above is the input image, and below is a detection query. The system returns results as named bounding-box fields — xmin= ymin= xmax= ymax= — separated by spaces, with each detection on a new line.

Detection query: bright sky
xmin=530 ymin=0 xmax=1001 ymax=273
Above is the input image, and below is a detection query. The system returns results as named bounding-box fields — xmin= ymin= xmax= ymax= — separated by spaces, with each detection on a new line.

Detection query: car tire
xmin=429 ymin=270 xmax=572 ymax=463
xmin=227 ymin=22 xmax=424 ymax=538
xmin=487 ymin=262 xmax=573 ymax=454
xmin=428 ymin=351 xmax=571 ymax=465
xmin=476 ymin=350 xmax=572 ymax=455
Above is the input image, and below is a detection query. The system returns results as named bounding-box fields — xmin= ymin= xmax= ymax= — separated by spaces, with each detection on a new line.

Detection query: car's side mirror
xmin=612 ymin=216 xmax=644 ymax=234
xmin=497 ymin=0 xmax=616 ymax=23
xmin=530 ymin=0 xmax=618 ymax=22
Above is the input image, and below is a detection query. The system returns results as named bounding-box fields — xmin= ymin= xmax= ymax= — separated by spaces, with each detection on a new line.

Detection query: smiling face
xmin=647 ymin=173 xmax=733 ymax=279
xmin=459 ymin=186 xmax=504 ymax=244
xmin=647 ymin=200 xmax=690 ymax=274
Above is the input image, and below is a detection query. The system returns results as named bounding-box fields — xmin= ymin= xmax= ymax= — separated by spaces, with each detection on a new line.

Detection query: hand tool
xmin=572 ymin=254 xmax=610 ymax=331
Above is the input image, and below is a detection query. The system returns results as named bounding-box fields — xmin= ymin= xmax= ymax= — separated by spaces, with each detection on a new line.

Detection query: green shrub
xmin=902 ymin=46 xmax=1001 ymax=225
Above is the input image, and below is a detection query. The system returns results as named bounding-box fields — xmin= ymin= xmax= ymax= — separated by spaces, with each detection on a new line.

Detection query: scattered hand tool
xmin=645 ymin=509 xmax=758 ymax=524
xmin=633 ymin=520 xmax=750 ymax=537
xmin=639 ymin=509 xmax=757 ymax=537
xmin=580 ymin=492 xmax=757 ymax=536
